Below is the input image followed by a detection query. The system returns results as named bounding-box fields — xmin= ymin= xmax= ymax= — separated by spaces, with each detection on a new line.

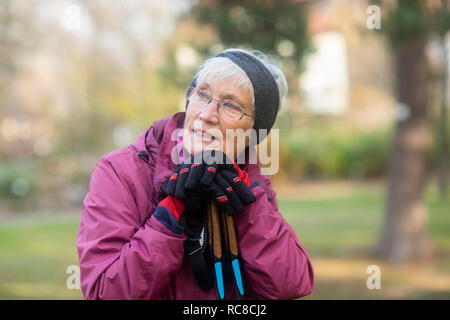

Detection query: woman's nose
xmin=199 ymin=99 xmax=220 ymax=123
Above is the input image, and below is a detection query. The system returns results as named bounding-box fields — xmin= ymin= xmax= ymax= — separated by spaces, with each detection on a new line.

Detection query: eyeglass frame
xmin=187 ymin=85 xmax=254 ymax=121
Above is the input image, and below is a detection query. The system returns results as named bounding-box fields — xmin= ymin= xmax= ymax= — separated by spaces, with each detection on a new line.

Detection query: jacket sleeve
xmin=77 ymin=157 xmax=186 ymax=300
xmin=234 ymin=175 xmax=314 ymax=300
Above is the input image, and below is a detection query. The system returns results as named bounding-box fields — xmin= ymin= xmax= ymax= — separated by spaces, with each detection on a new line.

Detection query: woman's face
xmin=183 ymin=76 xmax=254 ymax=160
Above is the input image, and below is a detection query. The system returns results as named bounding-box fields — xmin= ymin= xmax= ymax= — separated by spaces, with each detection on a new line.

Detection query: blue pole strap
xmin=231 ymin=258 xmax=244 ymax=296
xmin=214 ymin=262 xmax=224 ymax=299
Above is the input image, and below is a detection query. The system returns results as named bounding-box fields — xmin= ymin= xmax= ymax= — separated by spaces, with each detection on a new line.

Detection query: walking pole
xmin=219 ymin=210 xmax=245 ymax=300
xmin=207 ymin=199 xmax=225 ymax=300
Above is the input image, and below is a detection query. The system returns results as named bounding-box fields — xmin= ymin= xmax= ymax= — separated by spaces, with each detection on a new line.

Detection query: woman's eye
xmin=224 ymin=102 xmax=240 ymax=111
xmin=198 ymin=90 xmax=208 ymax=99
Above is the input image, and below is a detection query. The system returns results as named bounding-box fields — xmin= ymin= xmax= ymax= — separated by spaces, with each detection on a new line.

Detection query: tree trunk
xmin=438 ymin=35 xmax=449 ymax=199
xmin=376 ymin=38 xmax=435 ymax=263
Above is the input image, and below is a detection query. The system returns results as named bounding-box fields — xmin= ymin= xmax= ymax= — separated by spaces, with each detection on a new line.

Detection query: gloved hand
xmin=155 ymin=179 xmax=215 ymax=291
xmin=184 ymin=149 xmax=256 ymax=216
xmin=206 ymin=160 xmax=256 ymax=216
xmin=161 ymin=150 xmax=226 ymax=199
xmin=152 ymin=190 xmax=207 ymax=238
xmin=162 ymin=149 xmax=256 ymax=216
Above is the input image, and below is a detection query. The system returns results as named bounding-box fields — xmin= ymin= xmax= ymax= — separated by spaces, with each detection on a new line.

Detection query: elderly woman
xmin=77 ymin=48 xmax=314 ymax=300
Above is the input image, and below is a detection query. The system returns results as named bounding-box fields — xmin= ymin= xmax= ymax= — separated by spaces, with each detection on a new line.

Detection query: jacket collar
xmin=151 ymin=112 xmax=186 ymax=194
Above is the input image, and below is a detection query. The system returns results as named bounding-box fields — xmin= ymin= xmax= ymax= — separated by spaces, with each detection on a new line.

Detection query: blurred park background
xmin=0 ymin=0 xmax=449 ymax=299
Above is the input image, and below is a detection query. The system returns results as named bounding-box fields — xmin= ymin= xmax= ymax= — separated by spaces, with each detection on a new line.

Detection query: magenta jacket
xmin=77 ymin=112 xmax=314 ymax=300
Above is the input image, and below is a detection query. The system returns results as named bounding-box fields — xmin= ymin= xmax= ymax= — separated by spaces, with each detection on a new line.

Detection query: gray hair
xmin=188 ymin=48 xmax=288 ymax=117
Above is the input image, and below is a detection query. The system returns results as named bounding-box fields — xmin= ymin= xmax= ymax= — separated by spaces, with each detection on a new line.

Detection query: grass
xmin=0 ymin=215 xmax=83 ymax=299
xmin=276 ymin=180 xmax=450 ymax=299
xmin=0 ymin=180 xmax=449 ymax=299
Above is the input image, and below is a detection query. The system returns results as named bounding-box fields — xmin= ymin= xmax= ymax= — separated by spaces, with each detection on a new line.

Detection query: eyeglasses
xmin=189 ymin=86 xmax=254 ymax=121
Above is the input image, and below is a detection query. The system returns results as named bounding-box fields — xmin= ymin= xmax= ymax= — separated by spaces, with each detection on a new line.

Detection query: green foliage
xmin=435 ymin=2 xmax=450 ymax=36
xmin=0 ymin=161 xmax=36 ymax=199
xmin=0 ymin=160 xmax=37 ymax=212
xmin=430 ymin=112 xmax=450 ymax=170
xmin=373 ymin=0 xmax=450 ymax=45
xmin=54 ymin=109 xmax=115 ymax=157
xmin=279 ymin=126 xmax=392 ymax=179
xmin=191 ymin=0 xmax=310 ymax=73
xmin=383 ymin=0 xmax=430 ymax=45
xmin=280 ymin=117 xmax=449 ymax=180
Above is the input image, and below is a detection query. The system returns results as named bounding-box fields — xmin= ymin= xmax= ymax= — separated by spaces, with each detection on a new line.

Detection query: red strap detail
xmin=158 ymin=196 xmax=184 ymax=221
xmin=207 ymin=167 xmax=216 ymax=172
xmin=169 ymin=173 xmax=178 ymax=180
xmin=232 ymin=160 xmax=251 ymax=187
xmin=217 ymin=196 xmax=228 ymax=202
xmin=180 ymin=168 xmax=189 ymax=174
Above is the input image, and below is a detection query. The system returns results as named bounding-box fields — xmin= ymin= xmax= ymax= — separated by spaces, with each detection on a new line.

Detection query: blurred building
xmin=296 ymin=0 xmax=395 ymax=131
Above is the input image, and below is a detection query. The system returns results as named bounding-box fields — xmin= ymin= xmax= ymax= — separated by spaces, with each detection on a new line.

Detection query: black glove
xmin=198 ymin=149 xmax=256 ymax=215
xmin=207 ymin=169 xmax=256 ymax=216
xmin=162 ymin=149 xmax=256 ymax=216
xmin=179 ymin=191 xmax=207 ymax=234
xmin=162 ymin=150 xmax=235 ymax=198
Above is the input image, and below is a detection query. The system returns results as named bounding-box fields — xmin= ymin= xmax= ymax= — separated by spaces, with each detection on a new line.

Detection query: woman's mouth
xmin=192 ymin=129 xmax=216 ymax=142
